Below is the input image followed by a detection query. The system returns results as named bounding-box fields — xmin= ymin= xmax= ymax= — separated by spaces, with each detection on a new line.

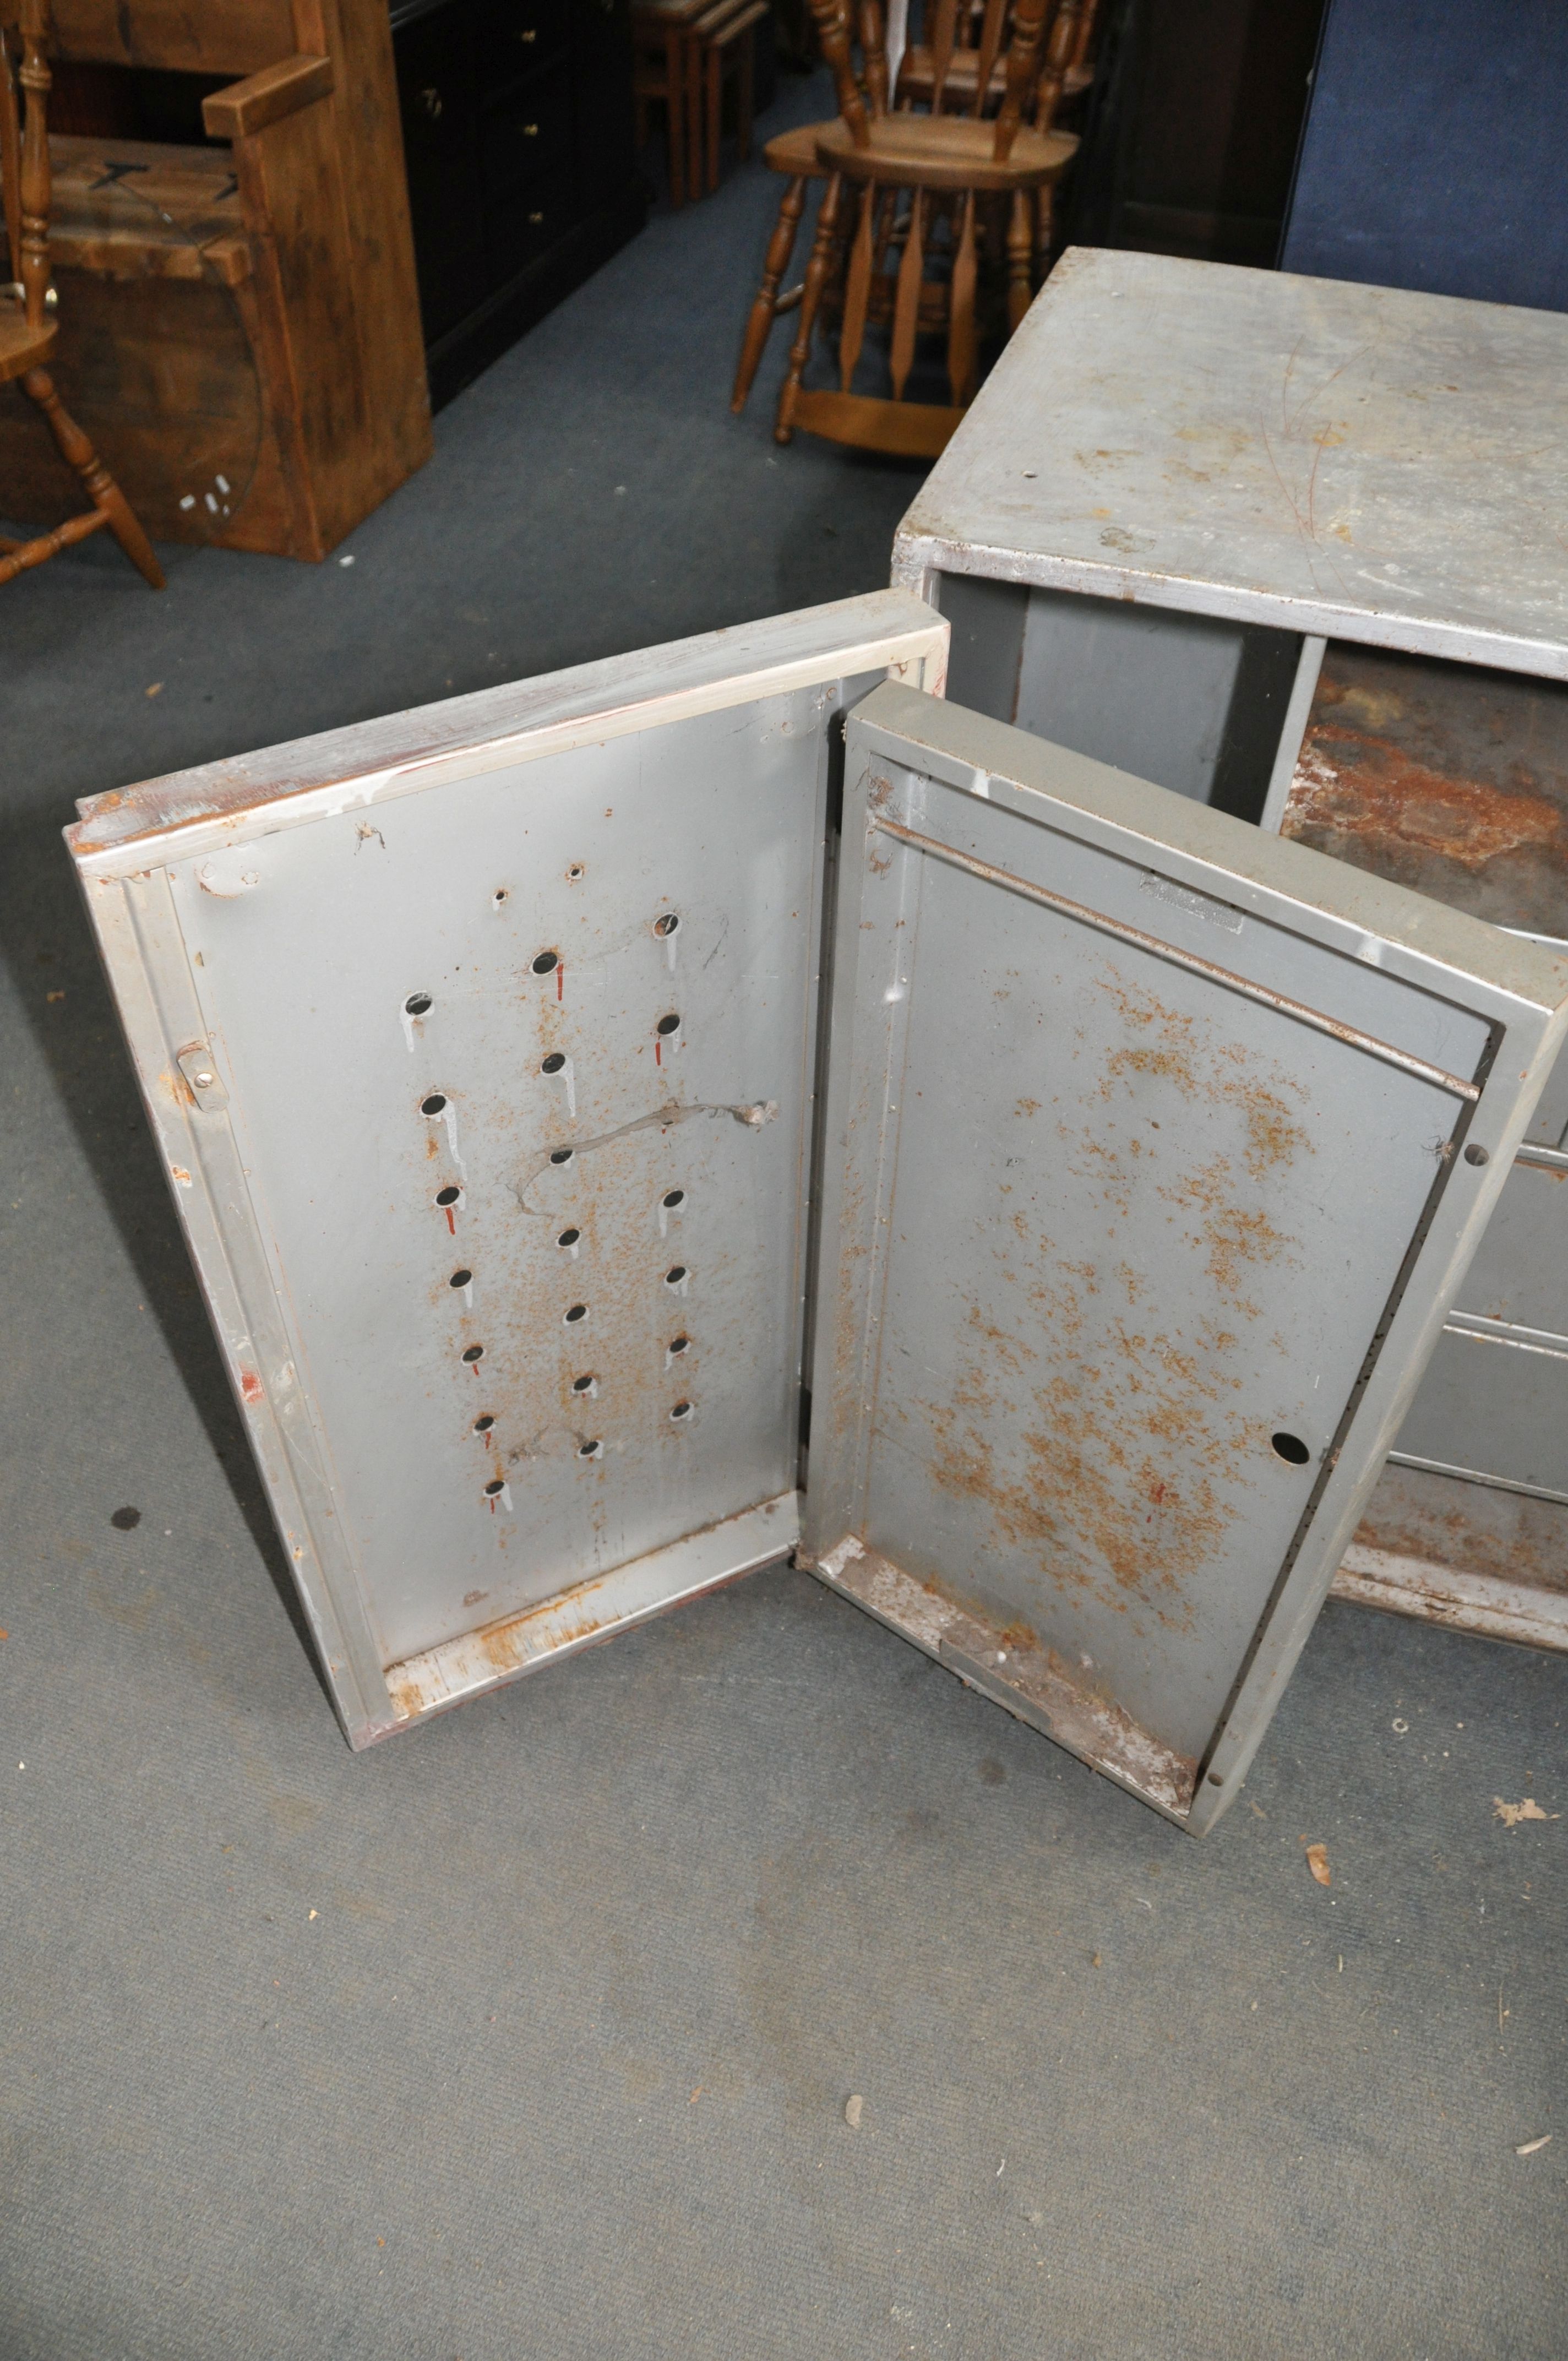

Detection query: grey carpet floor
xmin=3 ymin=78 xmax=1566 ymax=2361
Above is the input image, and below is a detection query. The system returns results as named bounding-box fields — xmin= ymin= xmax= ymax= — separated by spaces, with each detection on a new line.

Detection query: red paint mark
xmin=239 ymin=1369 xmax=264 ymax=1406
xmin=557 ymin=964 xmax=564 ymax=1001
xmin=488 ymin=1498 xmax=497 ymax=1515
xmin=445 ymin=1207 xmax=456 ymax=1234
xmin=655 ymin=1039 xmax=662 ymax=1067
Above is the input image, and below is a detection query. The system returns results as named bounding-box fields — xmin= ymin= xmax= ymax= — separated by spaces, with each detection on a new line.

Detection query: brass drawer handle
xmin=524 ymin=121 xmax=539 ymax=134
xmin=529 ymin=209 xmax=545 ymax=224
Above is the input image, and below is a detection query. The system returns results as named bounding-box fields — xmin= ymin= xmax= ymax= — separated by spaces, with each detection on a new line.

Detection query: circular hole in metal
xmin=405 ymin=992 xmax=432 ymax=1016
xmin=449 ymin=1268 xmax=472 ymax=1289
xmin=532 ymin=950 xmax=559 ymax=975
xmin=435 ymin=1185 xmax=461 ymax=1207
xmin=656 ymin=1013 xmax=681 ymax=1036
xmin=564 ymin=1303 xmax=587 ymax=1325
xmin=571 ymin=1373 xmax=595 ymax=1394
xmin=567 ymin=863 xmax=585 ymax=882
xmin=110 ymin=1505 xmax=142 ymax=1532
xmin=668 ymin=1334 xmax=690 ymax=1356
xmin=472 ymin=1413 xmax=496 ymax=1433
xmin=1270 ymin=1431 xmax=1310 ymax=1466
xmin=541 ymin=1052 xmax=567 ymax=1075
xmin=549 ymin=1147 xmax=574 ymax=1166
xmin=492 ymin=888 xmax=509 ymax=907
xmin=665 ymin=1265 xmax=688 ymax=1288
xmin=662 ymin=1188 xmax=685 ymax=1209
xmin=557 ymin=1226 xmax=581 ymax=1248
xmin=484 ymin=1478 xmax=505 ymax=1497
xmin=1464 ymin=1143 xmax=1490 ymax=1167
xmin=421 ymin=1092 xmax=448 ymax=1116
xmin=654 ymin=913 xmax=679 ymax=937
xmin=579 ymin=1439 xmax=602 ymax=1459
xmin=461 ymin=1344 xmax=485 ymax=1364
xmin=670 ymin=1400 xmax=693 ymax=1422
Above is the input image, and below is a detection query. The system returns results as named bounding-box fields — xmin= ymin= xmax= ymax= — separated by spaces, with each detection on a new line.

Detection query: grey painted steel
xmin=891 ymin=248 xmax=1568 ymax=1622
xmin=1392 ymin=1328 xmax=1568 ymax=1505
xmin=802 ymin=682 xmax=1568 ymax=1832
xmin=67 ymin=590 xmax=946 ymax=1748
xmin=892 ymin=248 xmax=1568 ymax=681
xmin=1259 ymin=637 xmax=1328 ymax=835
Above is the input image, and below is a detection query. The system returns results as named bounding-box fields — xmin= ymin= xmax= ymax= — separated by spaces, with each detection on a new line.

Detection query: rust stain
xmin=1281 ymin=645 xmax=1568 ymax=934
xmin=1289 ymin=731 xmax=1560 ymax=868
xmin=238 ymin=1368 xmax=264 ymax=1406
xmin=903 ymin=960 xmax=1312 ymax=1644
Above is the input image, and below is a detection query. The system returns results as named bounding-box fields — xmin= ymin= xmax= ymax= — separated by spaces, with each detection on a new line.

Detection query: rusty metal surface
xmin=891 ymin=248 xmax=1568 ymax=680
xmin=1332 ymin=1460 xmax=1568 ymax=1653
xmin=803 ymin=683 xmax=1568 ymax=1831
xmin=1281 ymin=644 xmax=1568 ymax=936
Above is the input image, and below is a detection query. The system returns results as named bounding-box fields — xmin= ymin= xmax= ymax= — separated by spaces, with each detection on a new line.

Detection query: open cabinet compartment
xmin=66 ymin=589 xmax=1568 ymax=1832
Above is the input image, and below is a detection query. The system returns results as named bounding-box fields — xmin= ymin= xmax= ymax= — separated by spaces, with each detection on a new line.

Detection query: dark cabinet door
xmin=394 ymin=1 xmax=491 ymax=347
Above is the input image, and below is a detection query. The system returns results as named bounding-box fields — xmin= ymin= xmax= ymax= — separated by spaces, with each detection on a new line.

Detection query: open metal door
xmin=802 ymin=684 xmax=1568 ymax=1833
xmin=66 ymin=594 xmax=946 ymax=1748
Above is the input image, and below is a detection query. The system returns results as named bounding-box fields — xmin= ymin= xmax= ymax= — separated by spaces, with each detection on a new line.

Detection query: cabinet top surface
xmin=892 ymin=248 xmax=1568 ymax=678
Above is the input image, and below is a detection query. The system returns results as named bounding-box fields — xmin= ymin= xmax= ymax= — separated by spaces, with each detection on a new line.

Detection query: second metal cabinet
xmin=892 ymin=247 xmax=1568 ymax=1653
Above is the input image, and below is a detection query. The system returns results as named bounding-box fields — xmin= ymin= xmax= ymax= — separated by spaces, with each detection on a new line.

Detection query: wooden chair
xmin=733 ymin=0 xmax=1078 ymax=454
xmin=0 ymin=0 xmax=161 ymax=589
xmin=732 ymin=0 xmax=1086 ymax=427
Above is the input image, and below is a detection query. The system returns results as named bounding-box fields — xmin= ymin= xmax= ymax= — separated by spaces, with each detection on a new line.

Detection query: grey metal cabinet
xmin=892 ymin=247 xmax=1568 ymax=1655
xmin=66 ymin=587 xmax=1568 ymax=1830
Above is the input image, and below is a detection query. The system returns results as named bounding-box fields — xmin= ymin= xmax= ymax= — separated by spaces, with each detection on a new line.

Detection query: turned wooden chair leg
xmin=1006 ymin=188 xmax=1033 ymax=330
xmin=731 ymin=173 xmax=807 ymax=412
xmin=775 ymin=171 xmax=842 ymax=444
xmin=1033 ymin=178 xmax=1056 ymax=281
xmin=21 ymin=366 xmax=164 ymax=588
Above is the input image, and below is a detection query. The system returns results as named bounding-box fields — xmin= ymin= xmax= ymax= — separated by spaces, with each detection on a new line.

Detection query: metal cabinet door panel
xmin=66 ymin=592 xmax=947 ymax=1747
xmin=803 ymin=683 xmax=1568 ymax=1832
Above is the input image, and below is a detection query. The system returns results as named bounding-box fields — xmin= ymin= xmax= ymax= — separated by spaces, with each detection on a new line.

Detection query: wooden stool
xmin=693 ymin=0 xmax=767 ymax=198
xmin=631 ymin=0 xmax=708 ymax=207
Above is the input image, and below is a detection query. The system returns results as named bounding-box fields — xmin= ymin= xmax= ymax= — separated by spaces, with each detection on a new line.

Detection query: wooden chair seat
xmin=0 ymin=303 xmax=55 ymax=384
xmin=761 ymin=120 xmax=829 ymax=177
xmin=814 ymin=110 xmax=1076 ymax=190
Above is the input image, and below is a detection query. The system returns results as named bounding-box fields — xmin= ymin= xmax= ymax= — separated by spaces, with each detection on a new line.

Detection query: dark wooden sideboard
xmin=391 ymin=0 xmax=646 ymax=409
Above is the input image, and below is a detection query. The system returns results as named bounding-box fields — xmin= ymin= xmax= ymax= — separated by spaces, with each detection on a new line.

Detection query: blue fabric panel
xmin=1281 ymin=0 xmax=1568 ymax=312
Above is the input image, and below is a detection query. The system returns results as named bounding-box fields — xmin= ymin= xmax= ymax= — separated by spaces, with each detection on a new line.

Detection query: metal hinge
xmin=176 ymin=1040 xmax=228 ymax=1110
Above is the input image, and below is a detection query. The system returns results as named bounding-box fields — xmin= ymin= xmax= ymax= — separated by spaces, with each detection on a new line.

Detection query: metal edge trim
xmin=869 ymin=814 xmax=1482 ymax=1101
xmin=378 ymin=1492 xmax=801 ymax=1732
